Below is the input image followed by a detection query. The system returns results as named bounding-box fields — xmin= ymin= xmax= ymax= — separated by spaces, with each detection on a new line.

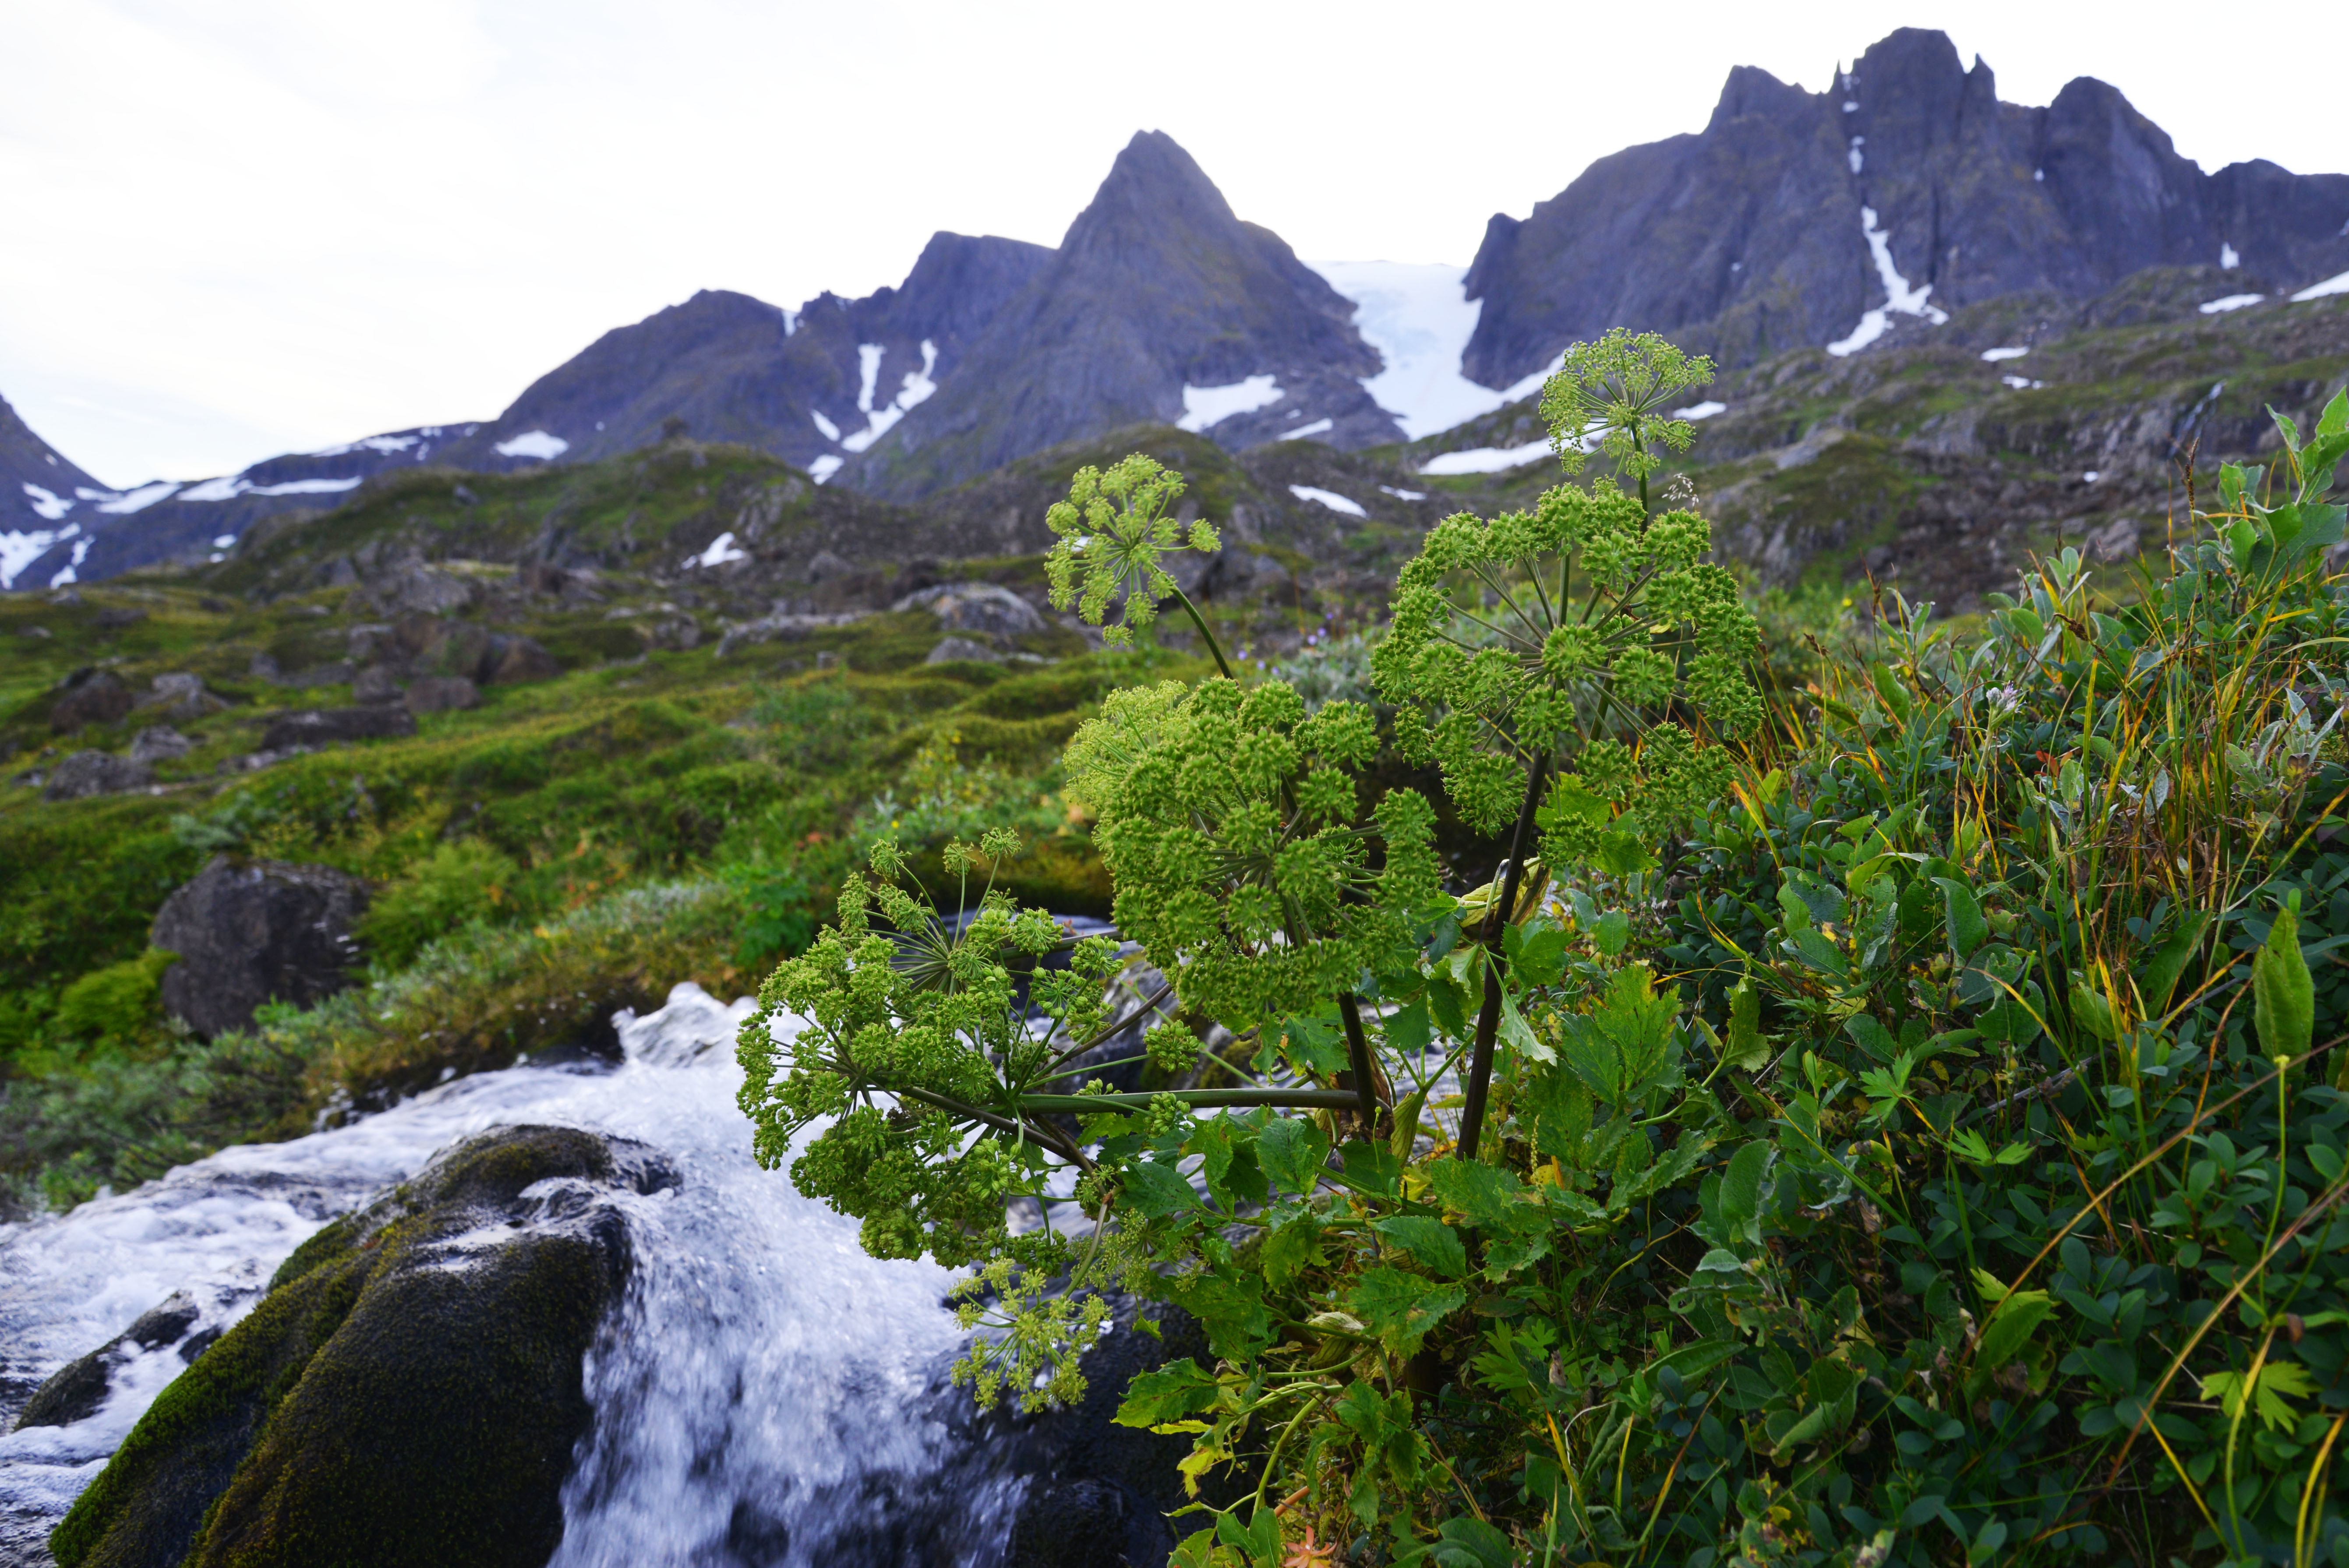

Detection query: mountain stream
xmin=0 ymin=983 xmax=1033 ymax=1567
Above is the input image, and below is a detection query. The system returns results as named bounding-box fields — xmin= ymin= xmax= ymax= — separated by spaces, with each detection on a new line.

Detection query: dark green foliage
xmin=356 ymin=842 xmax=526 ymax=970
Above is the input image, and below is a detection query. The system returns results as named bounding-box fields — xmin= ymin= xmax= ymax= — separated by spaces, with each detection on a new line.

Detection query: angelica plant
xmin=1371 ymin=332 xmax=1759 ymax=1154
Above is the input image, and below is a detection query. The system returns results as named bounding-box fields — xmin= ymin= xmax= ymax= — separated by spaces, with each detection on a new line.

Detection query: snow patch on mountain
xmin=1178 ymin=376 xmax=1282 ymax=433
xmin=495 ymin=430 xmax=569 ymax=461
xmin=21 ymin=484 xmax=72 ymax=522
xmin=2293 ymin=270 xmax=2349 ymax=302
xmin=178 ymin=475 xmax=364 ymax=503
xmin=840 ymin=340 xmax=940 ymax=454
xmin=88 ymin=482 xmax=181 ymax=515
xmin=1308 ymin=261 xmax=1560 ymax=438
xmin=1827 ymin=206 xmax=1948 ymax=356
xmin=1419 ymin=439 xmax=1555 ymax=476
xmin=2199 ymin=294 xmax=2266 ymax=314
xmin=1289 ymin=484 xmax=1365 ymax=516
xmin=1 ymin=523 xmax=76 ymax=587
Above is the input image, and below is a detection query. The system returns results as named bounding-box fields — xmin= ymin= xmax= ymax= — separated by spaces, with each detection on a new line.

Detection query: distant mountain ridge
xmin=9 ymin=28 xmax=2349 ymax=589
xmin=1460 ymin=28 xmax=2349 ymax=385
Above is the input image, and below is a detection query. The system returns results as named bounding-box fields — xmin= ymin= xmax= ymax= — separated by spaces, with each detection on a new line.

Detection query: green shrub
xmin=51 ymin=949 xmax=179 ymax=1045
xmin=735 ymin=376 xmax=2349 ymax=1565
xmin=357 ymin=842 xmax=525 ymax=970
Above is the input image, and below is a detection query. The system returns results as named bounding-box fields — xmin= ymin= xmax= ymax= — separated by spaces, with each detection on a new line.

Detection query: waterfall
xmin=0 ymin=984 xmax=1028 ymax=1568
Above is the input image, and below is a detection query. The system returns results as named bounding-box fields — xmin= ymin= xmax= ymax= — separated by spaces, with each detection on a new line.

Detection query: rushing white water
xmin=0 ymin=984 xmax=1024 ymax=1568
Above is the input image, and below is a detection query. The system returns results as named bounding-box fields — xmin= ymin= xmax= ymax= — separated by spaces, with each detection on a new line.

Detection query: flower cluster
xmin=1071 ymin=675 xmax=1441 ymax=1038
xmin=1370 ymin=480 xmax=1760 ymax=856
xmin=1043 ymin=454 xmax=1221 ymax=648
xmin=735 ymin=833 xmax=1122 ymax=1269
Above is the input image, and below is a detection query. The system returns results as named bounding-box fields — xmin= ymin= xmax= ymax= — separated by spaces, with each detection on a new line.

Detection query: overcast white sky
xmin=4 ymin=1 xmax=2342 ymax=488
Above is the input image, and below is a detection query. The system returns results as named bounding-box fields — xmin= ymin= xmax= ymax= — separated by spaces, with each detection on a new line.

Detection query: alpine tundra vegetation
xmin=738 ymin=333 xmax=2349 ymax=1567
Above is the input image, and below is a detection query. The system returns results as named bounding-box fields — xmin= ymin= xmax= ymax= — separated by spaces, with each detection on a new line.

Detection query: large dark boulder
xmin=258 ymin=706 xmax=416 ymax=751
xmin=49 ymin=1126 xmax=675 ymax=1568
xmin=149 ymin=858 xmax=368 ymax=1037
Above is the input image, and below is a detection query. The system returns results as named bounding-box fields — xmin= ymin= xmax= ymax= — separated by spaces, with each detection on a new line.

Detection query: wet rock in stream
xmin=45 ymin=1125 xmax=674 ymax=1568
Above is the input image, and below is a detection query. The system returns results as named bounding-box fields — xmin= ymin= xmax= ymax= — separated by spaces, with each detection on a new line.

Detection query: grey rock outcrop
xmin=42 ymin=750 xmax=155 ymax=801
xmin=259 ymin=706 xmax=416 ymax=751
xmin=127 ymin=726 xmax=192 ymax=764
xmin=133 ymin=674 xmax=226 ymax=722
xmin=926 ymin=635 xmax=1004 ymax=665
xmin=46 ymin=1126 xmax=673 ymax=1568
xmin=895 ymin=581 xmax=1047 ymax=637
xmin=149 ymin=857 xmax=368 ymax=1037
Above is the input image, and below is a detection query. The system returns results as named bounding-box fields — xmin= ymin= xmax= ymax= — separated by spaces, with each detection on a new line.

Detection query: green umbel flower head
xmin=1045 ymin=454 xmax=1222 ymax=648
xmin=1373 ymin=332 xmax=1759 ymax=864
xmin=1070 ymin=675 xmax=1439 ymax=1040
xmin=1537 ymin=328 xmax=1717 ymax=491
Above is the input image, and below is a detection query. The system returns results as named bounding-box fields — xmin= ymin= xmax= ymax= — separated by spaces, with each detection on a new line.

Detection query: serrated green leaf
xmin=1113 ymin=1360 xmax=1222 ymax=1427
xmin=1373 ymin=1215 xmax=1470 ymax=1278
xmin=1498 ymin=990 xmax=1554 ymax=1064
xmin=1347 ymin=1266 xmax=1467 ymax=1357
xmin=1120 ymin=1158 xmax=1200 ymax=1219
xmin=1423 ymin=1157 xmax=1541 ymax=1234
xmin=1260 ymin=1215 xmax=1325 ymax=1288
xmin=1255 ymin=1116 xmax=1330 ymax=1196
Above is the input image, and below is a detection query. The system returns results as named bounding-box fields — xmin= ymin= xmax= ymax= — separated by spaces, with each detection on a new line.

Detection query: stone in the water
xmin=258 ymin=706 xmax=417 ymax=751
xmin=14 ymin=1293 xmax=205 ymax=1432
xmin=1000 ymin=1300 xmax=1229 ymax=1568
xmin=47 ymin=1125 xmax=674 ymax=1568
xmin=42 ymin=750 xmax=155 ymax=802
xmin=149 ymin=857 xmax=368 ymax=1037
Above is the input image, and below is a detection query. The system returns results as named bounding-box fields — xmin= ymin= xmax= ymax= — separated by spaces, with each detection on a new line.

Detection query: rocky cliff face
xmin=1462 ymin=28 xmax=2349 ymax=386
xmin=431 ymin=229 xmax=1057 ymax=480
xmin=3 ymin=396 xmax=117 ymax=591
xmin=842 ymin=131 xmax=1401 ymax=499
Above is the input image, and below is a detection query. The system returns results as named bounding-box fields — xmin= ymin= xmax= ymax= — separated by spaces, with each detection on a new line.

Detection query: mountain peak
xmin=840 ymin=131 xmax=1399 ymax=499
xmin=1462 ymin=27 xmax=2349 ymax=386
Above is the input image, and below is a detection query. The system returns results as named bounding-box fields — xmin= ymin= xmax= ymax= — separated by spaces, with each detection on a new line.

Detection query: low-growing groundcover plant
xmin=738 ymin=344 xmax=2349 ymax=1566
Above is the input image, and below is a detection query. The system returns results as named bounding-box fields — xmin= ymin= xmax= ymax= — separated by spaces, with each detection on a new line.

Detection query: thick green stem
xmin=1169 ymin=584 xmax=1235 ymax=680
xmin=894 ymin=1084 xmax=1097 ymax=1171
xmin=1015 ymin=1087 xmax=1365 ymax=1112
xmin=1337 ymin=993 xmax=1385 ymax=1134
xmin=1459 ymin=753 xmax=1549 ymax=1161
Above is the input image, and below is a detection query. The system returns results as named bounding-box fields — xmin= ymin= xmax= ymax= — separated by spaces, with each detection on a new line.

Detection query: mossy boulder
xmin=52 ymin=1124 xmax=677 ymax=1568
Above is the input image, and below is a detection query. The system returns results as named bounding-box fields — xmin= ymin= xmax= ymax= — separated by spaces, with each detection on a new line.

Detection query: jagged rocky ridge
xmin=8 ymin=28 xmax=2347 ymax=591
xmin=1461 ymin=28 xmax=2349 ymax=386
